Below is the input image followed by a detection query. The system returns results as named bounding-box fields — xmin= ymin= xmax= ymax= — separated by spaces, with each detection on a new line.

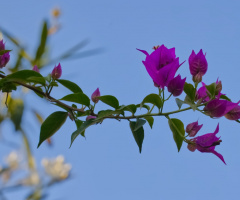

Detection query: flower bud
xmin=189 ymin=49 xmax=208 ymax=83
xmin=91 ymin=88 xmax=100 ymax=103
xmin=167 ymin=75 xmax=186 ymax=97
xmin=225 ymin=105 xmax=240 ymax=120
xmin=51 ymin=63 xmax=62 ymax=79
xmin=32 ymin=65 xmax=40 ymax=73
xmin=86 ymin=115 xmax=97 ymax=121
xmin=186 ymin=121 xmax=203 ymax=137
xmin=216 ymin=80 xmax=222 ymax=95
xmin=0 ymin=40 xmax=10 ymax=68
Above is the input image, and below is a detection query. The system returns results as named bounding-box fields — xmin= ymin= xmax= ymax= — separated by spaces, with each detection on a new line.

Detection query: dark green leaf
xmin=141 ymin=94 xmax=163 ymax=109
xmin=70 ymin=119 xmax=97 ymax=147
xmin=98 ymin=109 xmax=123 ymax=118
xmin=27 ymin=76 xmax=46 ymax=85
xmin=1 ymin=82 xmax=17 ymax=92
xmin=61 ymin=93 xmax=90 ymax=107
xmin=98 ymin=95 xmax=119 ymax=109
xmin=220 ymin=94 xmax=231 ymax=101
xmin=143 ymin=116 xmax=154 ymax=129
xmin=0 ymin=50 xmax=11 ymax=55
xmin=134 ymin=118 xmax=146 ymax=131
xmin=205 ymin=82 xmax=216 ymax=98
xmin=168 ymin=118 xmax=185 ymax=152
xmin=129 ymin=121 xmax=144 ymax=153
xmin=38 ymin=111 xmax=68 ymax=148
xmin=184 ymin=82 xmax=196 ymax=102
xmin=118 ymin=104 xmax=137 ymax=114
xmin=136 ymin=103 xmax=150 ymax=111
xmin=56 ymin=79 xmax=83 ymax=93
xmin=35 ymin=21 xmax=48 ymax=61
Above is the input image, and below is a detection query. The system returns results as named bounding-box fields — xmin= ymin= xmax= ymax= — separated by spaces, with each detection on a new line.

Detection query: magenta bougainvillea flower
xmin=51 ymin=63 xmax=62 ymax=79
xmin=186 ymin=121 xmax=203 ymax=137
xmin=86 ymin=115 xmax=97 ymax=120
xmin=32 ymin=65 xmax=40 ymax=73
xmin=0 ymin=40 xmax=10 ymax=68
xmin=203 ymin=99 xmax=239 ymax=118
xmin=137 ymin=45 xmax=183 ymax=88
xmin=91 ymin=88 xmax=100 ymax=103
xmin=187 ymin=124 xmax=226 ymax=164
xmin=196 ymin=79 xmax=223 ymax=102
xmin=167 ymin=75 xmax=186 ymax=97
xmin=189 ymin=49 xmax=208 ymax=83
xmin=225 ymin=105 xmax=240 ymax=120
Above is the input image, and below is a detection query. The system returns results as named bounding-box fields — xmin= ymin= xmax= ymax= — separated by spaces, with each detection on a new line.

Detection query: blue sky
xmin=1 ymin=0 xmax=240 ymax=199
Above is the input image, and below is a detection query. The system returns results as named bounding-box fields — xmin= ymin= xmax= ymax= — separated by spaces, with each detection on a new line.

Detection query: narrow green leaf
xmin=0 ymin=50 xmax=11 ymax=55
xmin=97 ymin=95 xmax=119 ymax=109
xmin=143 ymin=116 xmax=154 ymax=129
xmin=134 ymin=118 xmax=146 ymax=131
xmin=56 ymin=79 xmax=83 ymax=93
xmin=35 ymin=21 xmax=48 ymax=61
xmin=220 ymin=94 xmax=231 ymax=101
xmin=70 ymin=119 xmax=97 ymax=147
xmin=129 ymin=121 xmax=144 ymax=153
xmin=61 ymin=93 xmax=90 ymax=107
xmin=38 ymin=111 xmax=68 ymax=148
xmin=184 ymin=82 xmax=196 ymax=101
xmin=141 ymin=94 xmax=163 ymax=109
xmin=168 ymin=118 xmax=185 ymax=152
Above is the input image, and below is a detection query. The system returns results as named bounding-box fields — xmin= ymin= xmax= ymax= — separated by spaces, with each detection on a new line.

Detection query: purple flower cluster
xmin=187 ymin=123 xmax=226 ymax=164
xmin=137 ymin=45 xmax=186 ymax=97
xmin=0 ymin=40 xmax=10 ymax=68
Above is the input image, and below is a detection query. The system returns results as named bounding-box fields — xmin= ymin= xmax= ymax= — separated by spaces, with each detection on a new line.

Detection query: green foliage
xmin=0 ymin=50 xmax=11 ymax=55
xmin=168 ymin=118 xmax=185 ymax=152
xmin=129 ymin=120 xmax=144 ymax=153
xmin=70 ymin=119 xmax=97 ymax=147
xmin=97 ymin=95 xmax=119 ymax=109
xmin=175 ymin=98 xmax=184 ymax=110
xmin=143 ymin=116 xmax=154 ymax=129
xmin=98 ymin=109 xmax=123 ymax=119
xmin=220 ymin=94 xmax=231 ymax=101
xmin=184 ymin=82 xmax=195 ymax=102
xmin=118 ymin=104 xmax=137 ymax=114
xmin=1 ymin=82 xmax=17 ymax=92
xmin=61 ymin=93 xmax=90 ymax=107
xmin=56 ymin=79 xmax=83 ymax=93
xmin=8 ymin=98 xmax=24 ymax=130
xmin=38 ymin=111 xmax=68 ymax=148
xmin=205 ymin=82 xmax=216 ymax=98
xmin=141 ymin=93 xmax=163 ymax=110
xmin=134 ymin=118 xmax=146 ymax=131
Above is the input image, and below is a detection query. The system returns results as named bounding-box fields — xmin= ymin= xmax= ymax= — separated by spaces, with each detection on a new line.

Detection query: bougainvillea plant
xmin=1 ymin=38 xmax=239 ymax=165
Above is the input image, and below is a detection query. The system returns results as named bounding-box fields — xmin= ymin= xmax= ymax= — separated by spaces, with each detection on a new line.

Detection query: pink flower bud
xmin=189 ymin=49 xmax=208 ymax=83
xmin=91 ymin=88 xmax=100 ymax=103
xmin=0 ymin=40 xmax=10 ymax=68
xmin=225 ymin=105 xmax=240 ymax=120
xmin=167 ymin=75 xmax=186 ymax=97
xmin=86 ymin=115 xmax=97 ymax=120
xmin=186 ymin=121 xmax=203 ymax=137
xmin=32 ymin=65 xmax=40 ymax=73
xmin=51 ymin=63 xmax=62 ymax=79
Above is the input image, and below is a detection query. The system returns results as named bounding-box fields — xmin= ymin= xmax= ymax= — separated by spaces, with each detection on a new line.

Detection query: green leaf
xmin=143 ymin=116 xmax=154 ymax=129
xmin=134 ymin=118 xmax=146 ymax=131
xmin=8 ymin=99 xmax=24 ymax=130
xmin=184 ymin=82 xmax=196 ymax=102
xmin=184 ymin=95 xmax=197 ymax=111
xmin=1 ymin=82 xmax=17 ymax=92
xmin=56 ymin=79 xmax=83 ymax=93
xmin=129 ymin=121 xmax=144 ymax=153
xmin=27 ymin=76 xmax=46 ymax=85
xmin=1 ymin=70 xmax=43 ymax=84
xmin=205 ymin=82 xmax=216 ymax=98
xmin=118 ymin=104 xmax=137 ymax=114
xmin=220 ymin=94 xmax=231 ymax=101
xmin=37 ymin=111 xmax=68 ymax=148
xmin=61 ymin=93 xmax=90 ymax=107
xmin=141 ymin=94 xmax=163 ymax=109
xmin=98 ymin=95 xmax=119 ymax=109
xmin=168 ymin=118 xmax=185 ymax=152
xmin=175 ymin=98 xmax=185 ymax=110
xmin=136 ymin=103 xmax=150 ymax=111
xmin=98 ymin=109 xmax=123 ymax=118
xmin=0 ymin=50 xmax=11 ymax=55
xmin=70 ymin=119 xmax=97 ymax=147
xmin=35 ymin=21 xmax=48 ymax=61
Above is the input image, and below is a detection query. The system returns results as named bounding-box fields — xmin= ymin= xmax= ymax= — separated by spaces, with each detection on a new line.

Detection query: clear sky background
xmin=1 ymin=0 xmax=240 ymax=199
